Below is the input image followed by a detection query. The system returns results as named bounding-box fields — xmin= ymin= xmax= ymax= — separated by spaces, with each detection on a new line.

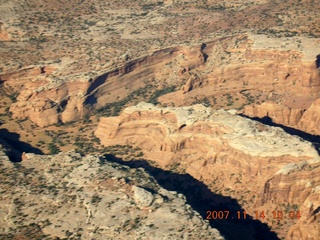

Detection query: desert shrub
xmin=48 ymin=142 xmax=60 ymax=154
xmin=148 ymin=86 xmax=176 ymax=104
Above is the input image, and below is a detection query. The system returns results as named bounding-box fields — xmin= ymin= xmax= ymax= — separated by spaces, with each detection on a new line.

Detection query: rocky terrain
xmin=96 ymin=102 xmax=320 ymax=239
xmin=0 ymin=0 xmax=320 ymax=129
xmin=2 ymin=34 xmax=320 ymax=129
xmin=0 ymin=143 xmax=224 ymax=240
xmin=0 ymin=0 xmax=320 ymax=239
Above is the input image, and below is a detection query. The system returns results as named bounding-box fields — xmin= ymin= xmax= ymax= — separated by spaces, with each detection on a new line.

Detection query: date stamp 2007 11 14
xmin=206 ymin=210 xmax=301 ymax=220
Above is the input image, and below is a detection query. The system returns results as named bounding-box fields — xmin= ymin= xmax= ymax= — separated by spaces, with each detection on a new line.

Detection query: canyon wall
xmin=242 ymin=98 xmax=320 ymax=136
xmin=262 ymin=159 xmax=320 ymax=240
xmin=1 ymin=34 xmax=320 ymax=127
xmin=95 ymin=102 xmax=320 ymax=238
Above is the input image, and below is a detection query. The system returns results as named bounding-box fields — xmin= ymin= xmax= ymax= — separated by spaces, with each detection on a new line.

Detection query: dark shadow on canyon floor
xmin=102 ymin=154 xmax=280 ymax=240
xmin=316 ymin=54 xmax=320 ymax=68
xmin=0 ymin=128 xmax=43 ymax=162
xmin=240 ymin=115 xmax=320 ymax=154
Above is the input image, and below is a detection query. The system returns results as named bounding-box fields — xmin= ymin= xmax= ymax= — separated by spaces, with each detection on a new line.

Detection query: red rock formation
xmin=2 ymin=35 xmax=320 ymax=127
xmin=261 ymin=159 xmax=320 ymax=240
xmin=242 ymin=102 xmax=305 ymax=126
xmin=8 ymin=80 xmax=90 ymax=127
xmin=95 ymin=102 xmax=320 ymax=239
xmin=182 ymin=74 xmax=203 ymax=93
xmin=299 ymin=99 xmax=320 ymax=135
xmin=242 ymin=98 xmax=320 ymax=136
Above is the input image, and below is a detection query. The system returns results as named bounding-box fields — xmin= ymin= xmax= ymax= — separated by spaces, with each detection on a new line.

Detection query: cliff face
xmin=298 ymin=99 xmax=320 ymax=135
xmin=0 ymin=145 xmax=224 ymax=240
xmin=1 ymin=34 xmax=320 ymax=127
xmin=95 ymin=103 xmax=320 ymax=239
xmin=10 ymin=80 xmax=90 ymax=127
xmin=262 ymin=160 xmax=320 ymax=205
xmin=95 ymin=102 xmax=317 ymax=161
xmin=261 ymin=159 xmax=320 ymax=240
xmin=238 ymin=35 xmax=320 ymax=135
xmin=242 ymin=102 xmax=305 ymax=127
xmin=0 ymin=64 xmax=90 ymax=127
xmin=242 ymin=98 xmax=320 ymax=136
xmin=287 ymin=190 xmax=320 ymax=240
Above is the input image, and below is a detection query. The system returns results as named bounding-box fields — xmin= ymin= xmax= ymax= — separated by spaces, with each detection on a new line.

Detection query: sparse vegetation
xmin=148 ymin=86 xmax=176 ymax=105
xmin=48 ymin=142 xmax=60 ymax=154
xmin=0 ymin=1 xmax=319 ymax=239
xmin=96 ymin=85 xmax=176 ymax=116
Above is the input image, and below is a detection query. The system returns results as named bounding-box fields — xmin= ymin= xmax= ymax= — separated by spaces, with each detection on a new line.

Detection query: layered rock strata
xmin=243 ymin=99 xmax=320 ymax=136
xmin=264 ymin=159 xmax=320 ymax=240
xmin=95 ymin=102 xmax=320 ymax=239
xmin=1 ymin=34 xmax=320 ymax=127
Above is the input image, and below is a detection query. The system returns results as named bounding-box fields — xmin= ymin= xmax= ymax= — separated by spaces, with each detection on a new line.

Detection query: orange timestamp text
xmin=206 ymin=210 xmax=301 ymax=220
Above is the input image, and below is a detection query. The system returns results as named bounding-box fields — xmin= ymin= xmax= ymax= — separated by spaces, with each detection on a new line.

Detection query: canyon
xmin=95 ymin=102 xmax=320 ymax=239
xmin=0 ymin=0 xmax=320 ymax=239
xmin=1 ymin=34 xmax=320 ymax=132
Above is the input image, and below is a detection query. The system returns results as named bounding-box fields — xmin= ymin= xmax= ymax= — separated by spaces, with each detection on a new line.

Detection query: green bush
xmin=48 ymin=142 xmax=60 ymax=154
xmin=147 ymin=86 xmax=176 ymax=105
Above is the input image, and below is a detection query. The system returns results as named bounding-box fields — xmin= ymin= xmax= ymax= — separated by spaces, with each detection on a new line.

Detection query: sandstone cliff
xmin=2 ymin=34 xmax=320 ymax=127
xmin=95 ymin=102 xmax=317 ymax=167
xmin=0 ymin=146 xmax=224 ymax=239
xmin=262 ymin=158 xmax=320 ymax=240
xmin=1 ymin=1 xmax=320 ymax=239
xmin=299 ymin=99 xmax=320 ymax=135
xmin=242 ymin=98 xmax=320 ymax=136
xmin=242 ymin=102 xmax=305 ymax=127
xmin=95 ymin=102 xmax=320 ymax=239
